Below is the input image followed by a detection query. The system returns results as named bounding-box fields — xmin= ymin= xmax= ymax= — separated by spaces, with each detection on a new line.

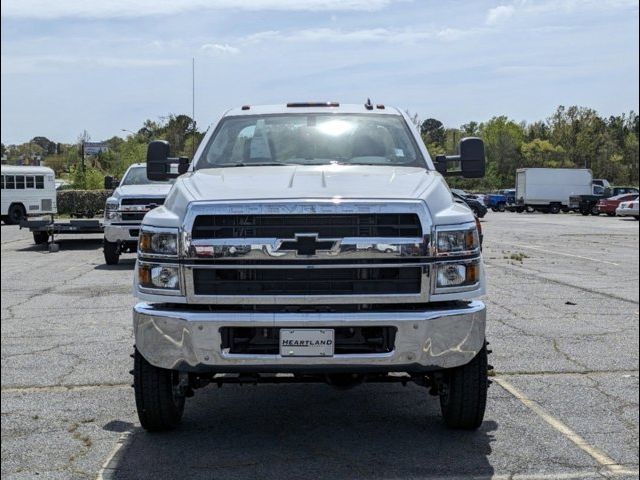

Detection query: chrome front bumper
xmin=104 ymin=224 xmax=140 ymax=243
xmin=133 ymin=301 xmax=486 ymax=372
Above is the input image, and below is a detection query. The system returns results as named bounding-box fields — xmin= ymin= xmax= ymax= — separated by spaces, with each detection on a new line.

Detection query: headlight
xmin=138 ymin=263 xmax=181 ymax=291
xmin=105 ymin=200 xmax=119 ymax=220
xmin=435 ymin=224 xmax=479 ymax=256
xmin=139 ymin=228 xmax=179 ymax=256
xmin=435 ymin=261 xmax=480 ymax=290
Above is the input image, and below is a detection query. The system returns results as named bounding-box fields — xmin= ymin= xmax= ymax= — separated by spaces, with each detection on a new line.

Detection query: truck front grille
xmin=191 ymin=214 xmax=422 ymax=239
xmin=221 ymin=326 xmax=397 ymax=354
xmin=192 ymin=267 xmax=421 ymax=296
xmin=121 ymin=212 xmax=146 ymax=221
xmin=121 ymin=197 xmax=165 ymax=206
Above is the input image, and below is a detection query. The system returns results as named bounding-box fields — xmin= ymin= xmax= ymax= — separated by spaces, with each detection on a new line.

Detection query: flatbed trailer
xmin=20 ymin=216 xmax=103 ymax=250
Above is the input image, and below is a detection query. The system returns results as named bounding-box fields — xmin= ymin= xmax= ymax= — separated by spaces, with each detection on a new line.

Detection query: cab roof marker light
xmin=286 ymin=102 xmax=340 ymax=108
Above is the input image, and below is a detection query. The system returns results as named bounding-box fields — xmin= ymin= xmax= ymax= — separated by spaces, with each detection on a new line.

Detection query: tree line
xmin=420 ymin=106 xmax=639 ymax=190
xmin=1 ymin=106 xmax=638 ymax=190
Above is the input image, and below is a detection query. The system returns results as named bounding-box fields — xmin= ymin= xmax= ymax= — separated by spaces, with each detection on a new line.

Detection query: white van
xmin=1 ymin=165 xmax=57 ymax=224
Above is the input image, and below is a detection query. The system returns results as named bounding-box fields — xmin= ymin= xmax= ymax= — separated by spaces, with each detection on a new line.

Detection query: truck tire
xmin=439 ymin=343 xmax=488 ymax=430
xmin=549 ymin=205 xmax=561 ymax=214
xmin=134 ymin=349 xmax=185 ymax=432
xmin=7 ymin=204 xmax=26 ymax=225
xmin=33 ymin=231 xmax=49 ymax=245
xmin=580 ymin=209 xmax=590 ymax=216
xmin=491 ymin=207 xmax=498 ymax=212
xmin=497 ymin=203 xmax=506 ymax=212
xmin=103 ymin=240 xmax=120 ymax=265
xmin=590 ymin=206 xmax=600 ymax=216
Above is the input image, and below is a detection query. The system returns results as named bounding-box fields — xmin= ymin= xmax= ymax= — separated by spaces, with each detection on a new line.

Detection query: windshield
xmin=195 ymin=114 xmax=425 ymax=169
xmin=120 ymin=166 xmax=174 ymax=186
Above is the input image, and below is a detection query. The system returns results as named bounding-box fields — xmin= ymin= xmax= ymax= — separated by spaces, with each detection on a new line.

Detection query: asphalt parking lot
xmin=1 ymin=212 xmax=638 ymax=480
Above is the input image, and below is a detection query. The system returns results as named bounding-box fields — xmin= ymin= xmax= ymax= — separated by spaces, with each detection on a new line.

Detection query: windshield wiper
xmin=214 ymin=162 xmax=288 ymax=168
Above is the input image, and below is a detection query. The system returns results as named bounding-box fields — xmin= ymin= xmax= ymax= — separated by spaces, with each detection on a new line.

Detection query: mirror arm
xmin=435 ymin=154 xmax=463 ymax=177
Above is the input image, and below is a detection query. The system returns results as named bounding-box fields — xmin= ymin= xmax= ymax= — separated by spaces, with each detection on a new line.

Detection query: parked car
xmin=452 ymin=190 xmax=488 ymax=218
xmin=485 ymin=193 xmax=508 ymax=212
xmin=596 ymin=193 xmax=639 ymax=217
xmin=570 ymin=186 xmax=639 ymax=216
xmin=616 ymin=199 xmax=639 ymax=220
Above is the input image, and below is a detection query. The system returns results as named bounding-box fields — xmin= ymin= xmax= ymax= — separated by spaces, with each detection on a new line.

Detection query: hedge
xmin=56 ymin=189 xmax=112 ymax=215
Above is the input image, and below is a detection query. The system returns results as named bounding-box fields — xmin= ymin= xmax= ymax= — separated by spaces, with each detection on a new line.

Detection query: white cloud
xmin=200 ymin=43 xmax=240 ymax=55
xmin=1 ymin=54 xmax=180 ymax=74
xmin=486 ymin=5 xmax=515 ymax=25
xmin=239 ymin=27 xmax=471 ymax=46
xmin=1 ymin=0 xmax=399 ymax=19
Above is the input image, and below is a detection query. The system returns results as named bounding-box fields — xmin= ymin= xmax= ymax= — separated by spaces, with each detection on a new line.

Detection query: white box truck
xmin=515 ymin=168 xmax=592 ymax=214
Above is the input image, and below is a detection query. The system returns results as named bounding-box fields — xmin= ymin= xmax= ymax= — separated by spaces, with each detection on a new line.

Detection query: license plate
xmin=280 ymin=329 xmax=334 ymax=357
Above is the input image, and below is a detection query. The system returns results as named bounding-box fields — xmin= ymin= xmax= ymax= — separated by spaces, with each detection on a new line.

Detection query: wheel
xmin=7 ymin=204 xmax=26 ymax=225
xmin=635 ymin=216 xmax=639 ymax=221
xmin=549 ymin=205 xmax=561 ymax=214
xmin=103 ymin=240 xmax=120 ymax=265
xmin=33 ymin=231 xmax=49 ymax=245
xmin=491 ymin=207 xmax=498 ymax=212
xmin=497 ymin=203 xmax=506 ymax=212
xmin=439 ymin=343 xmax=488 ymax=430
xmin=580 ymin=209 xmax=590 ymax=216
xmin=525 ymin=206 xmax=535 ymax=213
xmin=590 ymin=206 xmax=600 ymax=216
xmin=134 ymin=348 xmax=185 ymax=431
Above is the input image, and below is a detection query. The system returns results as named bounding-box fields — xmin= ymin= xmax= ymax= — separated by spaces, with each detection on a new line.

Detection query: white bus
xmin=1 ymin=165 xmax=57 ymax=224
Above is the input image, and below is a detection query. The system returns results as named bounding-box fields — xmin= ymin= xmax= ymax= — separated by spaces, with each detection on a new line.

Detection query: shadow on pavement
xmin=102 ymin=383 xmax=496 ymax=479
xmin=16 ymin=238 xmax=103 ymax=252
xmin=94 ymin=259 xmax=136 ymax=270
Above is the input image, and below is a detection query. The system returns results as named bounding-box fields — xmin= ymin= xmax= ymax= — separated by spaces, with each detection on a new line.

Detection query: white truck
xmin=103 ymin=163 xmax=173 ymax=265
xmin=1 ymin=165 xmax=57 ymax=224
xmin=515 ymin=168 xmax=593 ymax=213
xmin=132 ymin=102 xmax=489 ymax=431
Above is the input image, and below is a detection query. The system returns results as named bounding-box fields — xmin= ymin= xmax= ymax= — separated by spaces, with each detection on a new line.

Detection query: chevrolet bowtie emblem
xmin=278 ymin=234 xmax=336 ymax=256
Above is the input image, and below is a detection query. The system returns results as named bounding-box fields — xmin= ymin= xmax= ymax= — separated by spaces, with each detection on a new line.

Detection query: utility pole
xmin=192 ymin=57 xmax=196 ymax=159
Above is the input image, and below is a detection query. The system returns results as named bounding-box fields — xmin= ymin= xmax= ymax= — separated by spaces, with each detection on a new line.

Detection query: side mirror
xmin=434 ymin=137 xmax=486 ymax=179
xmin=104 ymin=176 xmax=114 ymax=190
xmin=146 ymin=140 xmax=190 ymax=181
xmin=459 ymin=137 xmax=485 ymax=179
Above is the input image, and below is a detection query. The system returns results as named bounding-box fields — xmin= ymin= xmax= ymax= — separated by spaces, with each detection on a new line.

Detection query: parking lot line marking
xmin=495 ymin=377 xmax=628 ymax=474
xmin=498 ymin=242 xmax=620 ymax=266
xmin=95 ymin=432 xmax=131 ymax=480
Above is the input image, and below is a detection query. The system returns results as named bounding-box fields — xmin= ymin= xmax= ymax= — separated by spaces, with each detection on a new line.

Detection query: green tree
xmin=420 ymin=118 xmax=446 ymax=147
xmin=520 ymin=139 xmax=567 ymax=168
xmin=478 ymin=116 xmax=525 ymax=187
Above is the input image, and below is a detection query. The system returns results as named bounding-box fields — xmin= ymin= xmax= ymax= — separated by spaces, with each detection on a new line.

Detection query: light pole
xmin=121 ymin=128 xmax=136 ymax=136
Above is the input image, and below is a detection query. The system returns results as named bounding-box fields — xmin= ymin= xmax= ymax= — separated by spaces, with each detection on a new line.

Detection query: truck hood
xmin=181 ymin=165 xmax=436 ymax=200
xmin=114 ymin=184 xmax=173 ymax=198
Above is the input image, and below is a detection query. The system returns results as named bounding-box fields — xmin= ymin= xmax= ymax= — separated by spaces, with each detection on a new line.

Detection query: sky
xmin=1 ymin=0 xmax=638 ymax=145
